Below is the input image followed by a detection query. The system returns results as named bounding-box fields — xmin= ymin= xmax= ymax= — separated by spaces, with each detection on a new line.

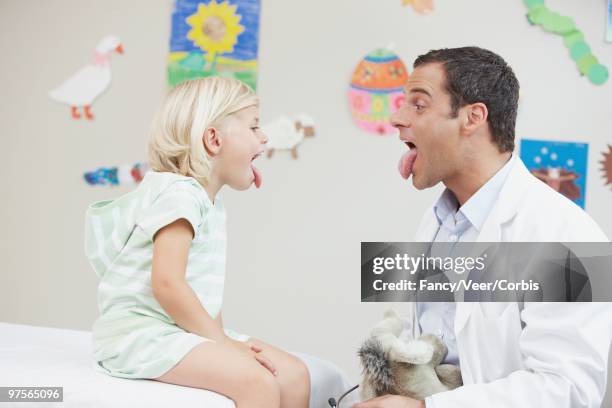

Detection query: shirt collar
xmin=433 ymin=188 xmax=459 ymax=226
xmin=434 ymin=154 xmax=515 ymax=231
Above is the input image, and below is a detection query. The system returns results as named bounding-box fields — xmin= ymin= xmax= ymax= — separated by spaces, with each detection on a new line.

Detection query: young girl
xmin=85 ymin=77 xmax=310 ymax=408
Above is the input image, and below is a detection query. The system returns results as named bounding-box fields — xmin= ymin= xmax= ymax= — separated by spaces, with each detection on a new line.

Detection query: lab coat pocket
xmin=463 ymin=302 xmax=524 ymax=382
xmin=479 ymin=302 xmax=513 ymax=319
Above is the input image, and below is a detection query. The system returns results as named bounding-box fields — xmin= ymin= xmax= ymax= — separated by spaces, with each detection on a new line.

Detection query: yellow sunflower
xmin=186 ymin=0 xmax=245 ymax=56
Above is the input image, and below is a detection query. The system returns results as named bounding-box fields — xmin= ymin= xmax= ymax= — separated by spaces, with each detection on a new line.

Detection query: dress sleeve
xmin=136 ymin=180 xmax=205 ymax=241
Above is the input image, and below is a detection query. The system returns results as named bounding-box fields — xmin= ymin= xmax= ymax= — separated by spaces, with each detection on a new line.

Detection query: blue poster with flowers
xmin=168 ymin=0 xmax=260 ymax=89
xmin=520 ymin=139 xmax=589 ymax=209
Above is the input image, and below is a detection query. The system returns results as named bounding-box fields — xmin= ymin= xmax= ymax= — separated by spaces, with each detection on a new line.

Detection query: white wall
xmin=2 ymin=0 xmax=611 ymax=403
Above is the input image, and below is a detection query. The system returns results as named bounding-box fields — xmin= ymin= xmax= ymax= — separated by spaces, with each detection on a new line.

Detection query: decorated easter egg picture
xmin=348 ymin=48 xmax=409 ymax=135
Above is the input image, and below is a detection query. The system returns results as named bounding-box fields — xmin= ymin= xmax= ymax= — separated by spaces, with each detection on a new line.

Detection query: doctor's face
xmin=391 ymin=63 xmax=464 ymax=190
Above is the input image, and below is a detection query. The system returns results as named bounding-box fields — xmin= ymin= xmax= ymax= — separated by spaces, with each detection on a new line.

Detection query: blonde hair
xmin=148 ymin=77 xmax=258 ymax=184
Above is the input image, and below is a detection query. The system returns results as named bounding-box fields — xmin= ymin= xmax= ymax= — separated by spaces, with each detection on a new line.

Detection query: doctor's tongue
xmin=398 ymin=147 xmax=418 ymax=180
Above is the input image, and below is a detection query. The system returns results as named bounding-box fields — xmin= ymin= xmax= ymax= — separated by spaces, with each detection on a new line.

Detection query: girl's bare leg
xmin=155 ymin=340 xmax=280 ymax=408
xmin=249 ymin=338 xmax=311 ymax=408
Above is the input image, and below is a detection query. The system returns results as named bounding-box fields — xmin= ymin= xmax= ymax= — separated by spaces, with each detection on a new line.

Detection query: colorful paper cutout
xmin=520 ymin=139 xmax=589 ymax=208
xmin=348 ymin=48 xmax=409 ymax=135
xmin=601 ymin=145 xmax=612 ymax=188
xmin=168 ymin=0 xmax=260 ymax=89
xmin=49 ymin=36 xmax=124 ymax=120
xmin=83 ymin=114 xmax=313 ymax=186
xmin=84 ymin=162 xmax=149 ymax=186
xmin=263 ymin=114 xmax=316 ymax=159
xmin=523 ymin=0 xmax=608 ymax=85
xmin=402 ymin=0 xmax=434 ymax=14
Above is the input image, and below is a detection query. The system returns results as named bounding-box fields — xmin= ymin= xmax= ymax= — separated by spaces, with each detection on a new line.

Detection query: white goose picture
xmin=49 ymin=35 xmax=124 ymax=120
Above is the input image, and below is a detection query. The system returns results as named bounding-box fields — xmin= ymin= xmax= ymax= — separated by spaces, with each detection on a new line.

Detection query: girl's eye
xmin=251 ymin=127 xmax=260 ymax=132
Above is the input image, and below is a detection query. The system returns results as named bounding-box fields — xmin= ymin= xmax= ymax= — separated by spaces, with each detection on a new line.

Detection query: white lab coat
xmin=411 ymin=157 xmax=612 ymax=408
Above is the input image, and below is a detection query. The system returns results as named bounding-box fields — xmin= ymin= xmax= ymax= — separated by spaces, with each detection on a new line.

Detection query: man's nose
xmin=390 ymin=109 xmax=409 ymax=129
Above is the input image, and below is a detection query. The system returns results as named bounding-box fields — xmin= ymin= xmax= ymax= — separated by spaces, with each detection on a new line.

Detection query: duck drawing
xmin=49 ymin=35 xmax=124 ymax=120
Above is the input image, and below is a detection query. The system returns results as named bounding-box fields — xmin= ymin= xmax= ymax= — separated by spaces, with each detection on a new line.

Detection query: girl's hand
xmin=225 ymin=338 xmax=278 ymax=376
xmin=251 ymin=346 xmax=278 ymax=376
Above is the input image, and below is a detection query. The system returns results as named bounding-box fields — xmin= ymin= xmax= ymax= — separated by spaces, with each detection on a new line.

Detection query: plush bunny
xmin=358 ymin=309 xmax=462 ymax=401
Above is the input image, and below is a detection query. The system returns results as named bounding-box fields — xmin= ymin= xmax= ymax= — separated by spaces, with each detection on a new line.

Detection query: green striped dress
xmin=85 ymin=171 xmax=248 ymax=379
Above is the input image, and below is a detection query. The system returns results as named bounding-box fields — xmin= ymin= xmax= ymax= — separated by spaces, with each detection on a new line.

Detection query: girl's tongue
xmin=398 ymin=148 xmax=418 ymax=180
xmin=252 ymin=164 xmax=262 ymax=188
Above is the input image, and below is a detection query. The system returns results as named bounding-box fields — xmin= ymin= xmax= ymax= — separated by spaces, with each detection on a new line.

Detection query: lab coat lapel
xmin=454 ymin=157 xmax=530 ymax=335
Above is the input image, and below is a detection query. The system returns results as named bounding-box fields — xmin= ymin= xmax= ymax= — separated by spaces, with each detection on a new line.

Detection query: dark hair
xmin=414 ymin=47 xmax=519 ymax=153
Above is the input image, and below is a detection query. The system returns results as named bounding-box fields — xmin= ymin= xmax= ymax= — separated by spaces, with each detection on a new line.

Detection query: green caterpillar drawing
xmin=524 ymin=0 xmax=608 ymax=85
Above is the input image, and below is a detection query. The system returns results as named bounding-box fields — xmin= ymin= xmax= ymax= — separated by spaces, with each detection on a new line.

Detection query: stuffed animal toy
xmin=358 ymin=309 xmax=462 ymax=401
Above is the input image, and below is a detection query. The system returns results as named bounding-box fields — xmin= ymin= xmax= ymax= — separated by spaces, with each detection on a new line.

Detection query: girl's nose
xmin=260 ymin=131 xmax=268 ymax=144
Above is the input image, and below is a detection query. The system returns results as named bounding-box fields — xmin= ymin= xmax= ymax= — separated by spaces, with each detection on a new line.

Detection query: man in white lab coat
xmin=354 ymin=47 xmax=611 ymax=408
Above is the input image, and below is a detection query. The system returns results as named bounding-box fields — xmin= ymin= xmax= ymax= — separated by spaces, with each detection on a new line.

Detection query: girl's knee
xmin=237 ymin=368 xmax=281 ymax=406
xmin=284 ymin=356 xmax=311 ymax=392
xmin=277 ymin=356 xmax=310 ymax=408
xmin=294 ymin=357 xmax=310 ymax=387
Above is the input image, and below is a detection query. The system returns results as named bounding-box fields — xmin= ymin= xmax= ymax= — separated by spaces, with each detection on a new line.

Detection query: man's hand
xmin=353 ymin=394 xmax=425 ymax=408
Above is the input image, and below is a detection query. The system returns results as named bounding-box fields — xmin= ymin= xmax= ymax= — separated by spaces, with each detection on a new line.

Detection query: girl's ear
xmin=203 ymin=127 xmax=222 ymax=156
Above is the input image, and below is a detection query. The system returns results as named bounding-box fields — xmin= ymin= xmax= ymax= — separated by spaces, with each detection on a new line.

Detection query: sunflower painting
xmin=168 ymin=0 xmax=260 ymax=89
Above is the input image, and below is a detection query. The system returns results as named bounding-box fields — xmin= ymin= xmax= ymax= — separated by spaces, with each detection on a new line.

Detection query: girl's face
xmin=215 ymin=105 xmax=268 ymax=190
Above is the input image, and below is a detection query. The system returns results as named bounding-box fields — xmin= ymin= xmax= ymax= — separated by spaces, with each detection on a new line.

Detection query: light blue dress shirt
xmin=418 ymin=155 xmax=515 ymax=368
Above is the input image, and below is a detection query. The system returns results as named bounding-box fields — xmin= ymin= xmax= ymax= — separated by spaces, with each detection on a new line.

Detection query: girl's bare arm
xmin=151 ymin=219 xmax=226 ymax=341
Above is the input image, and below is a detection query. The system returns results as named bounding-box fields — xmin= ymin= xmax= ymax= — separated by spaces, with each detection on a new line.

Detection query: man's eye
xmin=414 ymin=104 xmax=425 ymax=111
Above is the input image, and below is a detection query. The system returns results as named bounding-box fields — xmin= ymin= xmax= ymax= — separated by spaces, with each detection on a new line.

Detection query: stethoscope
xmin=328 ymin=384 xmax=359 ymax=407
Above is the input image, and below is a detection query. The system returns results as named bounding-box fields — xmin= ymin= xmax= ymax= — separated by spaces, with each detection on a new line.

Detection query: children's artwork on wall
xmin=523 ymin=0 xmax=608 ymax=85
xmin=262 ymin=114 xmax=315 ymax=159
xmin=83 ymin=113 xmax=314 ymax=186
xmin=84 ymin=162 xmax=149 ymax=186
xmin=402 ymin=0 xmax=434 ymax=15
xmin=168 ymin=0 xmax=260 ymax=90
xmin=49 ymin=36 xmax=124 ymax=120
xmin=601 ymin=145 xmax=612 ymax=188
xmin=520 ymin=138 xmax=589 ymax=208
xmin=348 ymin=48 xmax=409 ymax=136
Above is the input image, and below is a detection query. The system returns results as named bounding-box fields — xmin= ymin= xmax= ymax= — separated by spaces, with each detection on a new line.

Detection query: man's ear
xmin=461 ymin=102 xmax=488 ymax=136
xmin=203 ymin=127 xmax=222 ymax=156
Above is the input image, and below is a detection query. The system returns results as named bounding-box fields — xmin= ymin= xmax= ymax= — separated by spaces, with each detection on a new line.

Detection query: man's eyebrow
xmin=405 ymin=87 xmax=433 ymax=98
